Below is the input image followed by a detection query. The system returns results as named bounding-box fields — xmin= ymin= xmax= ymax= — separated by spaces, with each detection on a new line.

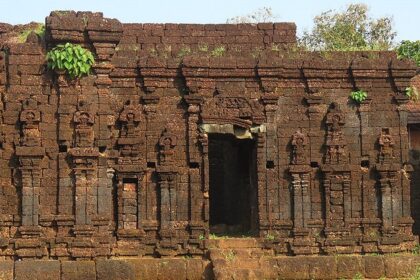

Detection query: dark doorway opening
xmin=408 ymin=124 xmax=420 ymax=235
xmin=208 ymin=133 xmax=258 ymax=236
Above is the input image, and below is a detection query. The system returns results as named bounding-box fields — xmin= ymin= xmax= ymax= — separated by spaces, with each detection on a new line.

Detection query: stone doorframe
xmin=184 ymin=94 xmax=278 ymax=237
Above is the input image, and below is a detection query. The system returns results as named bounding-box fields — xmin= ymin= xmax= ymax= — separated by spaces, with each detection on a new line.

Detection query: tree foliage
xmin=226 ymin=7 xmax=277 ymax=24
xmin=299 ymin=4 xmax=396 ymax=51
xmin=397 ymin=40 xmax=420 ymax=66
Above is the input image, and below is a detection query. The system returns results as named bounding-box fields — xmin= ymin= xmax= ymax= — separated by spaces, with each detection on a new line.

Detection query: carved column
xmin=184 ymin=96 xmax=206 ymax=242
xmin=261 ymin=94 xmax=281 ymax=232
xmin=68 ymin=101 xmax=98 ymax=237
xmin=156 ymin=128 xmax=179 ymax=255
xmin=395 ymin=95 xmax=414 ymax=221
xmin=15 ymin=98 xmax=46 ymax=258
xmin=288 ymin=130 xmax=319 ymax=254
xmin=141 ymin=95 xmax=160 ymax=235
xmin=16 ymin=98 xmax=45 ymax=235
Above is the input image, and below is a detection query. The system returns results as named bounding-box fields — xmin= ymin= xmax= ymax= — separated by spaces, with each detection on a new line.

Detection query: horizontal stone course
xmin=0 ymin=256 xmax=419 ymax=279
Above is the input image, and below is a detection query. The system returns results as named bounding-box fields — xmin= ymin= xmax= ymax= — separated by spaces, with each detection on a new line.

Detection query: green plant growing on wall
xmin=210 ymin=46 xmax=226 ymax=57
xmin=198 ymin=44 xmax=209 ymax=52
xmin=406 ymin=86 xmax=419 ymax=102
xmin=46 ymin=43 xmax=95 ymax=79
xmin=350 ymin=90 xmax=368 ymax=104
xmin=397 ymin=40 xmax=420 ymax=66
xmin=265 ymin=233 xmax=275 ymax=241
xmin=177 ymin=46 xmax=191 ymax=58
xmin=18 ymin=23 xmax=45 ymax=43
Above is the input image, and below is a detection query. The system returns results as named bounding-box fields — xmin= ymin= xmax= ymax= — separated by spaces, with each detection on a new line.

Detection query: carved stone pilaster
xmin=15 ymin=97 xmax=46 ymax=258
xmin=69 ymin=102 xmax=98 ymax=234
xmin=184 ymin=95 xmax=203 ymax=164
xmin=288 ymin=130 xmax=319 ymax=254
xmin=16 ymin=98 xmax=45 ymax=234
xmin=156 ymin=128 xmax=180 ymax=255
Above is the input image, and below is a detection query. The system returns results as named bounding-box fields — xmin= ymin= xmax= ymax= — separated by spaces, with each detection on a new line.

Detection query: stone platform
xmin=1 ymin=238 xmax=420 ymax=279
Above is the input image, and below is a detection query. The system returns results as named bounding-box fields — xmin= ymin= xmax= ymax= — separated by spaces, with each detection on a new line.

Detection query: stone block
xmin=363 ymin=255 xmax=385 ymax=279
xmin=15 ymin=260 xmax=60 ymax=280
xmin=96 ymin=259 xmax=135 ymax=280
xmin=0 ymin=261 xmax=13 ymax=280
xmin=308 ymin=256 xmax=337 ymax=280
xmin=336 ymin=256 xmax=363 ymax=279
xmin=384 ymin=255 xmax=416 ymax=279
xmin=62 ymin=260 xmax=96 ymax=280
xmin=157 ymin=259 xmax=187 ymax=280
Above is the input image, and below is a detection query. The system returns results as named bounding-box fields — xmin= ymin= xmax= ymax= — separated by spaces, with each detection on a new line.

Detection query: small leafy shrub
xmin=198 ymin=234 xmax=205 ymax=240
xmin=265 ymin=233 xmax=275 ymax=241
xmin=198 ymin=44 xmax=209 ymax=52
xmin=410 ymin=266 xmax=420 ymax=280
xmin=18 ymin=23 xmax=45 ymax=43
xmin=350 ymin=90 xmax=368 ymax=103
xmin=352 ymin=273 xmax=363 ymax=280
xmin=397 ymin=40 xmax=420 ymax=66
xmin=46 ymin=43 xmax=95 ymax=79
xmin=177 ymin=46 xmax=191 ymax=58
xmin=210 ymin=46 xmax=226 ymax=57
xmin=406 ymin=86 xmax=419 ymax=102
xmin=412 ymin=243 xmax=420 ymax=255
xmin=223 ymin=249 xmax=236 ymax=262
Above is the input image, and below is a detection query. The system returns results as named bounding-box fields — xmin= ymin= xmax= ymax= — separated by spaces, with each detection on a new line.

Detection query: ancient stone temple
xmin=0 ymin=11 xmax=419 ymax=280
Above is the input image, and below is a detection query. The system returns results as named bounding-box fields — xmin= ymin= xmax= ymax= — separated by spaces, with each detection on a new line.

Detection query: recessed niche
xmin=361 ymin=160 xmax=370 ymax=168
xmin=147 ymin=162 xmax=156 ymax=168
xmin=310 ymin=161 xmax=319 ymax=168
xmin=266 ymin=161 xmax=275 ymax=169
xmin=123 ymin=177 xmax=138 ymax=184
xmin=189 ymin=162 xmax=199 ymax=169
xmin=59 ymin=145 xmax=68 ymax=153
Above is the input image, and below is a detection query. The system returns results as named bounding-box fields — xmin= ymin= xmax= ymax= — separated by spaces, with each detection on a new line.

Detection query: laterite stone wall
xmin=0 ymin=11 xmax=418 ymax=267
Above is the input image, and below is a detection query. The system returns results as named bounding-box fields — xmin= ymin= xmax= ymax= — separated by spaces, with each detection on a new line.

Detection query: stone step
xmin=209 ymin=248 xmax=274 ymax=259
xmin=211 ymin=256 xmax=261 ymax=269
xmin=213 ymin=267 xmax=265 ymax=280
xmin=207 ymin=238 xmax=261 ymax=249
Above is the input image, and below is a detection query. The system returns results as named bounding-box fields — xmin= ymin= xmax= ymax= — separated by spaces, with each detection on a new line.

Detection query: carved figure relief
xmin=159 ymin=127 xmax=177 ymax=165
xmin=20 ymin=97 xmax=41 ymax=147
xmin=291 ymin=130 xmax=307 ymax=165
xmin=378 ymin=128 xmax=394 ymax=164
xmin=117 ymin=101 xmax=142 ymax=165
xmin=73 ymin=101 xmax=95 ymax=148
xmin=325 ymin=102 xmax=348 ymax=164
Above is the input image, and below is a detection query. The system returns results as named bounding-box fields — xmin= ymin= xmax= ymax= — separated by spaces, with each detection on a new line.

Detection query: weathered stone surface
xmin=0 ymin=261 xmax=13 ymax=280
xmin=15 ymin=260 xmax=60 ymax=280
xmin=363 ymin=255 xmax=385 ymax=279
xmin=0 ymin=10 xmax=417 ymax=265
xmin=96 ymin=259 xmax=135 ymax=280
xmin=62 ymin=260 xmax=96 ymax=280
xmin=384 ymin=256 xmax=417 ymax=278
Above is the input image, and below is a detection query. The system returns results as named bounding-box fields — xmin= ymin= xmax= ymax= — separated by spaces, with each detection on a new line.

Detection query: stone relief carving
xmin=325 ymin=102 xmax=348 ymax=164
xmin=378 ymin=128 xmax=394 ymax=164
xmin=73 ymin=101 xmax=95 ymax=148
xmin=159 ymin=127 xmax=177 ymax=165
xmin=20 ymin=97 xmax=41 ymax=147
xmin=291 ymin=130 xmax=307 ymax=165
xmin=117 ymin=101 xmax=142 ymax=165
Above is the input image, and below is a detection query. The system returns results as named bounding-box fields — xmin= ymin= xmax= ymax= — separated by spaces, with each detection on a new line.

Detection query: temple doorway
xmin=208 ymin=133 xmax=258 ymax=236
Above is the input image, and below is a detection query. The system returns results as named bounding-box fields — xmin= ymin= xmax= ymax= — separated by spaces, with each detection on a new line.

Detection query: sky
xmin=0 ymin=0 xmax=419 ymax=41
